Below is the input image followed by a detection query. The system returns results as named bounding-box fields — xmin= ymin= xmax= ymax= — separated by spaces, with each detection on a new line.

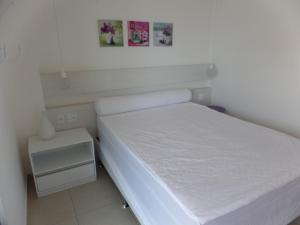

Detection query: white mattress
xmin=99 ymin=102 xmax=300 ymax=225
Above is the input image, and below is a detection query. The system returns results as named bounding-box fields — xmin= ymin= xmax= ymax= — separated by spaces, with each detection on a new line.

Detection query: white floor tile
xmin=28 ymin=189 xmax=76 ymax=225
xmin=290 ymin=217 xmax=300 ymax=225
xmin=52 ymin=216 xmax=78 ymax=225
xmin=27 ymin=168 xmax=137 ymax=225
xmin=70 ymin=173 xmax=123 ymax=215
xmin=77 ymin=203 xmax=139 ymax=225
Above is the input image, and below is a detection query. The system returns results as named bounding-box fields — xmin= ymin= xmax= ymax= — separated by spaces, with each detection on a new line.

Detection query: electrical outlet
xmin=56 ymin=114 xmax=65 ymax=126
xmin=66 ymin=112 xmax=78 ymax=123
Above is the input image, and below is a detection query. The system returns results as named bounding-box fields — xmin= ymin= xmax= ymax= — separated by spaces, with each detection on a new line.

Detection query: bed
xmin=95 ymin=89 xmax=300 ymax=225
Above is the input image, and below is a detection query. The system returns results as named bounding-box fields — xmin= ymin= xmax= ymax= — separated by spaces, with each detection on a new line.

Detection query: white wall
xmin=3 ymin=0 xmax=300 ymax=177
xmin=1 ymin=0 xmax=300 ymax=184
xmin=0 ymin=52 xmax=27 ymax=225
xmin=0 ymin=1 xmax=46 ymax=222
xmin=36 ymin=0 xmax=214 ymax=72
xmin=1 ymin=0 xmax=215 ymax=174
xmin=0 ymin=92 xmax=26 ymax=225
xmin=36 ymin=0 xmax=215 ymax=155
xmin=0 ymin=0 xmax=46 ymax=173
xmin=36 ymin=0 xmax=215 ymax=111
xmin=211 ymin=0 xmax=300 ymax=137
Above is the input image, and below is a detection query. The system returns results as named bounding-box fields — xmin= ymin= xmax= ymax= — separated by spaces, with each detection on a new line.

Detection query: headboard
xmin=41 ymin=64 xmax=213 ymax=136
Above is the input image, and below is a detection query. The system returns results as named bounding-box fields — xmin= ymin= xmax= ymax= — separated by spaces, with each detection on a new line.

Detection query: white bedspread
xmin=100 ymin=102 xmax=300 ymax=224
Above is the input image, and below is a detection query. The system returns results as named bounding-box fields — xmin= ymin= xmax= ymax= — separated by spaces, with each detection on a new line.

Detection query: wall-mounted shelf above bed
xmin=40 ymin=64 xmax=213 ymax=108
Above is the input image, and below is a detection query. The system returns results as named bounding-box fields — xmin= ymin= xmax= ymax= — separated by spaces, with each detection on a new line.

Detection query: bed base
xmin=97 ymin=137 xmax=198 ymax=225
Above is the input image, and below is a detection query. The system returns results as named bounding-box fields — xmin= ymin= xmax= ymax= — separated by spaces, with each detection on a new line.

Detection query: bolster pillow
xmin=95 ymin=89 xmax=192 ymax=116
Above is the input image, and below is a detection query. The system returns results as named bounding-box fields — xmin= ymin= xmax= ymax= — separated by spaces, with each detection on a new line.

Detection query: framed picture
xmin=128 ymin=21 xmax=150 ymax=47
xmin=98 ymin=20 xmax=124 ymax=47
xmin=153 ymin=22 xmax=173 ymax=47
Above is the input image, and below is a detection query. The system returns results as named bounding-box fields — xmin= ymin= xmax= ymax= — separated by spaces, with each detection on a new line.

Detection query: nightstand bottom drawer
xmin=37 ymin=163 xmax=95 ymax=194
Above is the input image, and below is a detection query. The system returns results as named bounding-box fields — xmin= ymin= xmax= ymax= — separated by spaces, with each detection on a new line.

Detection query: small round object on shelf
xmin=207 ymin=105 xmax=226 ymax=113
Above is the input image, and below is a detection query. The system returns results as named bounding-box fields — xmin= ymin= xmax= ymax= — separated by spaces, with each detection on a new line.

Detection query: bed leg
xmin=121 ymin=199 xmax=129 ymax=209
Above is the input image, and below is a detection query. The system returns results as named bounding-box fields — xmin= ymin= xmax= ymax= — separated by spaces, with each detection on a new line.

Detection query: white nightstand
xmin=28 ymin=128 xmax=97 ymax=197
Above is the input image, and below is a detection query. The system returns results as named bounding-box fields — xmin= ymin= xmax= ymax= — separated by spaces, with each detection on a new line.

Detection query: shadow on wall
xmin=211 ymin=0 xmax=300 ymax=138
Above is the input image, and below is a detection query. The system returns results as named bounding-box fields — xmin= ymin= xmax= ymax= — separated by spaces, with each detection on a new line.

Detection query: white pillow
xmin=95 ymin=89 xmax=192 ymax=116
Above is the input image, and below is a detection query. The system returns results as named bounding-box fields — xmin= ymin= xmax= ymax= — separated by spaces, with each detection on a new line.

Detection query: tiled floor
xmin=27 ymin=167 xmax=300 ymax=225
xmin=27 ymin=167 xmax=140 ymax=225
xmin=292 ymin=218 xmax=300 ymax=225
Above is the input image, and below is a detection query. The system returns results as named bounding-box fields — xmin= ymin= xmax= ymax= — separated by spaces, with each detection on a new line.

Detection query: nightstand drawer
xmin=37 ymin=163 xmax=95 ymax=192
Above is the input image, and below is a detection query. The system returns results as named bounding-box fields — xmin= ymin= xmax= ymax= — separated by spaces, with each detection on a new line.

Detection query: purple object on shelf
xmin=208 ymin=105 xmax=226 ymax=113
